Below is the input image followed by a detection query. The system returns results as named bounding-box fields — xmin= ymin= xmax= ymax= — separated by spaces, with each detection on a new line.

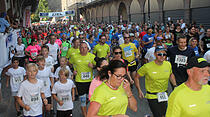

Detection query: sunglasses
xmin=124 ymin=37 xmax=129 ymax=39
xmin=157 ymin=53 xmax=167 ymax=56
xmin=114 ymin=52 xmax=122 ymax=55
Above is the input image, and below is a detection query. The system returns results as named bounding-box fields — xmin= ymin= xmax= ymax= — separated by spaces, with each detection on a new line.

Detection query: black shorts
xmin=46 ymin=97 xmax=52 ymax=104
xmin=128 ymin=65 xmax=137 ymax=72
xmin=75 ymin=82 xmax=91 ymax=96
xmin=147 ymin=99 xmax=167 ymax=117
xmin=57 ymin=110 xmax=72 ymax=117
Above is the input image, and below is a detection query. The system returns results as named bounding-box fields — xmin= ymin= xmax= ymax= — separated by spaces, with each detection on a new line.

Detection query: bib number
xmin=30 ymin=93 xmax=40 ymax=105
xmin=43 ymin=80 xmax=49 ymax=88
xmin=63 ymin=46 xmax=68 ymax=51
xmin=31 ymin=52 xmax=37 ymax=59
xmin=81 ymin=72 xmax=91 ymax=80
xmin=157 ymin=92 xmax=168 ymax=102
xmin=206 ymin=44 xmax=210 ymax=48
xmin=61 ymin=95 xmax=70 ymax=102
xmin=175 ymin=55 xmax=187 ymax=66
xmin=13 ymin=76 xmax=23 ymax=84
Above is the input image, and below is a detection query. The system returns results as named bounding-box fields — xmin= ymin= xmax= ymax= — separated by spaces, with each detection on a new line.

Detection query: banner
xmin=23 ymin=6 xmax=31 ymax=28
xmin=39 ymin=10 xmax=75 ymax=18
xmin=0 ymin=29 xmax=20 ymax=68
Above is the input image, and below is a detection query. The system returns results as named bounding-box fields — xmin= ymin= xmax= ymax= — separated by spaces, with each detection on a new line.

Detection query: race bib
xmin=175 ymin=55 xmax=187 ymax=66
xmin=31 ymin=52 xmax=37 ymax=57
xmin=148 ymin=37 xmax=153 ymax=41
xmin=206 ymin=43 xmax=210 ymax=48
xmin=43 ymin=80 xmax=49 ymax=88
xmin=63 ymin=46 xmax=68 ymax=51
xmin=81 ymin=72 xmax=91 ymax=80
xmin=30 ymin=93 xmax=40 ymax=105
xmin=157 ymin=92 xmax=168 ymax=102
xmin=60 ymin=94 xmax=70 ymax=102
xmin=13 ymin=76 xmax=23 ymax=84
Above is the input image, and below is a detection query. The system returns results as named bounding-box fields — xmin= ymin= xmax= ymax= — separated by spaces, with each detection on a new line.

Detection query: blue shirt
xmin=190 ymin=46 xmax=199 ymax=56
xmin=0 ymin=18 xmax=10 ymax=33
xmin=132 ymin=39 xmax=140 ymax=49
xmin=142 ymin=34 xmax=155 ymax=51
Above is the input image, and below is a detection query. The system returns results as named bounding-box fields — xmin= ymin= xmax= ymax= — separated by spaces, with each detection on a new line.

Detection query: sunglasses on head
xmin=114 ymin=52 xmax=122 ymax=55
xmin=157 ymin=53 xmax=167 ymax=56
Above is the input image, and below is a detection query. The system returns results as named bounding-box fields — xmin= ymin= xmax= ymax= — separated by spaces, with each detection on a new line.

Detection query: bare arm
xmin=134 ymin=73 xmax=144 ymax=99
xmin=169 ymin=73 xmax=177 ymax=87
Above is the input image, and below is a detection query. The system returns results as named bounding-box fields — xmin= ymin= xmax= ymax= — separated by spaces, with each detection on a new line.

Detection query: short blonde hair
xmin=59 ymin=67 xmax=69 ymax=78
xmin=26 ymin=63 xmax=38 ymax=72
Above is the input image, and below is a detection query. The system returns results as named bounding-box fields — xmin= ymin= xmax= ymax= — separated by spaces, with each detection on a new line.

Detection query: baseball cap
xmin=186 ymin=56 xmax=210 ymax=69
xmin=155 ymin=46 xmax=166 ymax=52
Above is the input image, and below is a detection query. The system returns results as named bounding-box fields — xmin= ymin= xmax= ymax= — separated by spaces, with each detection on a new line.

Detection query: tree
xmin=31 ymin=0 xmax=51 ymax=22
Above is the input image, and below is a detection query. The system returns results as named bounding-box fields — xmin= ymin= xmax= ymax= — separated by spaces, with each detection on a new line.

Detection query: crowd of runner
xmin=0 ymin=18 xmax=210 ymax=117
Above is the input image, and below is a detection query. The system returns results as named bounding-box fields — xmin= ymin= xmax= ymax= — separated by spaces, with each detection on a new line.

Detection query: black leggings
xmin=57 ymin=110 xmax=72 ymax=117
xmin=147 ymin=99 xmax=167 ymax=117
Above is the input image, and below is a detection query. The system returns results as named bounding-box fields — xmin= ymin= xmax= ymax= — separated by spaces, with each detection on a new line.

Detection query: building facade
xmin=80 ymin=0 xmax=210 ymax=28
xmin=0 ymin=0 xmax=39 ymax=23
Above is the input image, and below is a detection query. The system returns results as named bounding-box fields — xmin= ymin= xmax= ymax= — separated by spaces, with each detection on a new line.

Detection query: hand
xmin=88 ymin=62 xmax=93 ymax=68
xmin=138 ymin=90 xmax=144 ymax=99
xmin=113 ymin=114 xmax=129 ymax=117
xmin=24 ymin=105 xmax=31 ymax=111
xmin=58 ymin=100 xmax=64 ymax=106
xmin=73 ymin=71 xmax=77 ymax=76
xmin=43 ymin=98 xmax=48 ymax=105
xmin=72 ymin=96 xmax=75 ymax=101
xmin=123 ymin=79 xmax=132 ymax=96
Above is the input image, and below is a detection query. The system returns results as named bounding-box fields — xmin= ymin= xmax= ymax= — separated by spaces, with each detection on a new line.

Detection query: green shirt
xmin=22 ymin=38 xmax=31 ymax=48
xmin=91 ymin=82 xmax=128 ymax=116
xmin=61 ymin=41 xmax=71 ymax=57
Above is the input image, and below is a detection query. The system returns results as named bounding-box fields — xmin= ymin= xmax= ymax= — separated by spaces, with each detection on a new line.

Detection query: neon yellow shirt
xmin=120 ymin=43 xmax=138 ymax=66
xmin=91 ymin=82 xmax=128 ymax=116
xmin=71 ymin=53 xmax=95 ymax=82
xmin=93 ymin=43 xmax=110 ymax=58
xmin=137 ymin=61 xmax=172 ymax=99
xmin=66 ymin=47 xmax=80 ymax=63
xmin=166 ymin=83 xmax=210 ymax=117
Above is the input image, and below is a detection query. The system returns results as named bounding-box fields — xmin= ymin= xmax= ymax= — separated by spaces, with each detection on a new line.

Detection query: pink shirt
xmin=55 ymin=39 xmax=62 ymax=47
xmin=25 ymin=45 xmax=41 ymax=61
xmin=88 ymin=76 xmax=103 ymax=100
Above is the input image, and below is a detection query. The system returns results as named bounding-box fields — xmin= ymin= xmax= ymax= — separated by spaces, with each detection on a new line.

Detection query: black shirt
xmin=167 ymin=46 xmax=195 ymax=85
xmin=201 ymin=36 xmax=210 ymax=53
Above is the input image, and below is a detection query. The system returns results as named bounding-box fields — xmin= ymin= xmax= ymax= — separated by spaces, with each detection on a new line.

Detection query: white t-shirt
xmin=45 ymin=56 xmax=55 ymax=69
xmin=46 ymin=43 xmax=59 ymax=62
xmin=15 ymin=44 xmax=25 ymax=57
xmin=17 ymin=79 xmax=44 ymax=116
xmin=52 ymin=79 xmax=75 ymax=111
xmin=36 ymin=67 xmax=54 ymax=97
xmin=54 ymin=66 xmax=72 ymax=79
xmin=145 ymin=47 xmax=156 ymax=62
xmin=6 ymin=67 xmax=26 ymax=92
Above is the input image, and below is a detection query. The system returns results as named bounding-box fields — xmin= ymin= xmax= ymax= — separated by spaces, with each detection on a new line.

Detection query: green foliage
xmin=31 ymin=0 xmax=51 ymax=22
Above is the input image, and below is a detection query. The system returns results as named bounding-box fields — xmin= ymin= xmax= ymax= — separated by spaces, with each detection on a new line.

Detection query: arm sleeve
xmin=90 ymin=87 xmax=105 ymax=105
xmin=137 ymin=64 xmax=147 ymax=77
